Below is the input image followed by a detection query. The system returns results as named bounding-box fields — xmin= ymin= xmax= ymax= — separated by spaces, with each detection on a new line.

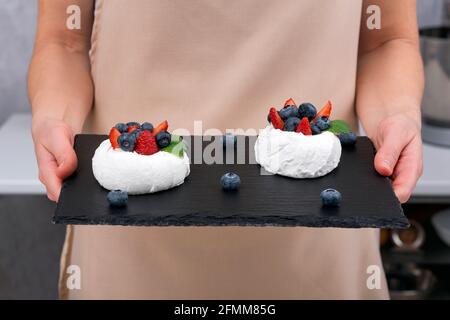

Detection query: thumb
xmin=45 ymin=129 xmax=78 ymax=180
xmin=374 ymin=126 xmax=408 ymax=177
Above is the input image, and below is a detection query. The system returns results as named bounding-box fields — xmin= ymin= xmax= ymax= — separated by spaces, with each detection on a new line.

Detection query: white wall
xmin=0 ymin=0 xmax=37 ymax=125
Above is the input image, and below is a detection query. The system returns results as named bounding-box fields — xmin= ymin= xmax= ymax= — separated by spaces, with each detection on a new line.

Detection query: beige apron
xmin=60 ymin=0 xmax=389 ymax=299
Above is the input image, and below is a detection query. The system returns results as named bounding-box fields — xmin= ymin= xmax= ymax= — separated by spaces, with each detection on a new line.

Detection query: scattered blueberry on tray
xmin=221 ymin=172 xmax=241 ymax=191
xmin=320 ymin=188 xmax=341 ymax=207
xmin=107 ymin=190 xmax=128 ymax=207
xmin=338 ymin=132 xmax=357 ymax=146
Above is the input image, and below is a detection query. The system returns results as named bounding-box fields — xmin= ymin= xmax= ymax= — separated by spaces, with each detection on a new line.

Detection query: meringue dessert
xmin=255 ymin=126 xmax=341 ymax=178
xmin=255 ymin=98 xmax=351 ymax=179
xmin=92 ymin=121 xmax=190 ymax=195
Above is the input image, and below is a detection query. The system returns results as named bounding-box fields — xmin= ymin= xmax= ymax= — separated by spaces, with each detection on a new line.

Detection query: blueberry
xmin=316 ymin=117 xmax=330 ymax=130
xmin=310 ymin=123 xmax=321 ymax=135
xmin=298 ymin=103 xmax=317 ymax=120
xmin=107 ymin=190 xmax=128 ymax=207
xmin=220 ymin=172 xmax=241 ymax=191
xmin=283 ymin=117 xmax=300 ymax=132
xmin=118 ymin=133 xmax=136 ymax=151
xmin=155 ymin=131 xmax=171 ymax=148
xmin=278 ymin=106 xmax=299 ymax=120
xmin=141 ymin=122 xmax=154 ymax=132
xmin=129 ymin=129 xmax=142 ymax=139
xmin=223 ymin=133 xmax=237 ymax=147
xmin=320 ymin=188 xmax=342 ymax=207
xmin=338 ymin=132 xmax=357 ymax=146
xmin=126 ymin=122 xmax=140 ymax=127
xmin=115 ymin=123 xmax=128 ymax=133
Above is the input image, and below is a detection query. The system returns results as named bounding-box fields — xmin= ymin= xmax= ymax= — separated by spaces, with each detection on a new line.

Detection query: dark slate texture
xmin=53 ymin=135 xmax=408 ymax=229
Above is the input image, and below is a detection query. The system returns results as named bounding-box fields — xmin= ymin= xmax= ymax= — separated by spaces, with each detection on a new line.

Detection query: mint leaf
xmin=162 ymin=139 xmax=185 ymax=158
xmin=170 ymin=134 xmax=182 ymax=144
xmin=325 ymin=120 xmax=352 ymax=135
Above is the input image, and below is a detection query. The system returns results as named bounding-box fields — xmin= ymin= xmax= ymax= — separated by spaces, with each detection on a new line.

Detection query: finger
xmin=391 ymin=136 xmax=423 ymax=203
xmin=55 ymin=146 xmax=77 ymax=180
xmin=35 ymin=144 xmax=62 ymax=201
xmin=374 ymin=126 xmax=413 ymax=177
xmin=41 ymin=167 xmax=63 ymax=201
xmin=42 ymin=127 xmax=78 ymax=180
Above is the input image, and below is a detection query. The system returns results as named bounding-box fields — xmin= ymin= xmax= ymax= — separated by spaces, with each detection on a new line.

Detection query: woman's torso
xmin=61 ymin=0 xmax=389 ymax=299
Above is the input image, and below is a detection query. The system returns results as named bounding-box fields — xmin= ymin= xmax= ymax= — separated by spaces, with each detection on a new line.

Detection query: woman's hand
xmin=32 ymin=118 xmax=78 ymax=202
xmin=372 ymin=113 xmax=423 ymax=203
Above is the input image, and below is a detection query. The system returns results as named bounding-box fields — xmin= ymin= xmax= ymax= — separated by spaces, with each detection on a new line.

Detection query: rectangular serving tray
xmin=53 ymin=134 xmax=408 ymax=228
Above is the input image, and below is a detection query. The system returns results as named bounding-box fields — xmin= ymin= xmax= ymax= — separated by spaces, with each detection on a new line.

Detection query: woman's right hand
xmin=32 ymin=118 xmax=78 ymax=202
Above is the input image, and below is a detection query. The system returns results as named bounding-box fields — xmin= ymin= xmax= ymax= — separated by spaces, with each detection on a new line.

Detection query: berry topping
xmin=298 ymin=103 xmax=317 ymax=120
xmin=220 ymin=172 xmax=241 ymax=191
xmin=118 ymin=132 xmax=136 ymax=152
xmin=155 ymin=131 xmax=171 ymax=148
xmin=153 ymin=120 xmax=169 ymax=136
xmin=129 ymin=128 xmax=142 ymax=140
xmin=316 ymin=116 xmax=330 ymax=130
xmin=338 ymin=132 xmax=357 ymax=146
xmin=126 ymin=122 xmax=140 ymax=127
xmin=109 ymin=127 xmax=121 ymax=149
xmin=114 ymin=123 xmax=128 ymax=133
xmin=310 ymin=123 xmax=321 ymax=135
xmin=315 ymin=100 xmax=332 ymax=121
xmin=107 ymin=190 xmax=128 ymax=207
xmin=283 ymin=117 xmax=300 ymax=132
xmin=135 ymin=130 xmax=159 ymax=155
xmin=278 ymin=105 xmax=299 ymax=120
xmin=295 ymin=117 xmax=312 ymax=135
xmin=269 ymin=107 xmax=285 ymax=130
xmin=127 ymin=125 xmax=140 ymax=133
xmin=284 ymin=98 xmax=297 ymax=107
xmin=320 ymin=188 xmax=342 ymax=207
xmin=141 ymin=122 xmax=154 ymax=132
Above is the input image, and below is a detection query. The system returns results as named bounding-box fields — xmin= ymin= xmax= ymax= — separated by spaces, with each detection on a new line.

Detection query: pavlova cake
xmin=92 ymin=120 xmax=190 ymax=197
xmin=255 ymin=98 xmax=356 ymax=179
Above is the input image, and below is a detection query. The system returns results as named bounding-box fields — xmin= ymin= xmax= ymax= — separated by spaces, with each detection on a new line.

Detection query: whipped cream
xmin=254 ymin=125 xmax=341 ymax=178
xmin=92 ymin=140 xmax=190 ymax=194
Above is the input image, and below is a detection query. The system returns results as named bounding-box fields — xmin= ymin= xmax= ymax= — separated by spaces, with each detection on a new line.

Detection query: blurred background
xmin=0 ymin=0 xmax=449 ymax=299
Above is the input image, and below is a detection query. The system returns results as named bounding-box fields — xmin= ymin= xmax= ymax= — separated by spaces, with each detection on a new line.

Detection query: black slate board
xmin=53 ymin=134 xmax=408 ymax=229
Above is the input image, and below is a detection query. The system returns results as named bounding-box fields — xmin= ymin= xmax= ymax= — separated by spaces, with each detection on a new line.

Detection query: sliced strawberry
xmin=296 ymin=117 xmax=312 ymax=135
xmin=284 ymin=98 xmax=297 ymax=107
xmin=269 ymin=107 xmax=284 ymax=130
xmin=127 ymin=125 xmax=140 ymax=133
xmin=314 ymin=100 xmax=332 ymax=121
xmin=135 ymin=130 xmax=159 ymax=155
xmin=109 ymin=127 xmax=121 ymax=148
xmin=153 ymin=120 xmax=169 ymax=136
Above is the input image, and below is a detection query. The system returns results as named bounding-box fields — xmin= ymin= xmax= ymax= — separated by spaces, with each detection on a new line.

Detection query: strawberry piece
xmin=135 ymin=130 xmax=159 ymax=155
xmin=314 ymin=100 xmax=332 ymax=121
xmin=296 ymin=117 xmax=312 ymax=135
xmin=284 ymin=98 xmax=297 ymax=107
xmin=153 ymin=120 xmax=169 ymax=136
xmin=127 ymin=125 xmax=140 ymax=133
xmin=109 ymin=127 xmax=121 ymax=148
xmin=269 ymin=107 xmax=285 ymax=130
